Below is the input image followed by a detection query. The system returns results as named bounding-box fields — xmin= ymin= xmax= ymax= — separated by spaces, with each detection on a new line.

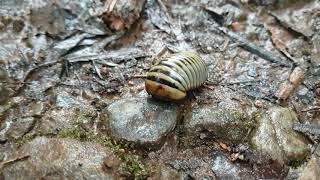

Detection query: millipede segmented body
xmin=145 ymin=51 xmax=208 ymax=101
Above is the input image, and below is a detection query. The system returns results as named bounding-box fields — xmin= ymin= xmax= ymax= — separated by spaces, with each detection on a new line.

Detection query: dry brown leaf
xmin=276 ymin=67 xmax=305 ymax=100
xmin=219 ymin=142 xmax=231 ymax=151
xmin=289 ymin=67 xmax=305 ymax=86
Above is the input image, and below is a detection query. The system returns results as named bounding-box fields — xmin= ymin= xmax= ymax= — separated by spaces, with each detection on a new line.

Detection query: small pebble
xmin=315 ymin=87 xmax=320 ymax=96
xmin=128 ymin=81 xmax=135 ymax=86
xmin=103 ymin=155 xmax=121 ymax=168
xmin=231 ymin=22 xmax=244 ymax=32
xmin=199 ymin=133 xmax=207 ymax=139
xmin=136 ymin=84 xmax=145 ymax=91
xmin=254 ymin=100 xmax=263 ymax=108
xmin=100 ymin=67 xmax=109 ymax=77
xmin=219 ymin=142 xmax=231 ymax=151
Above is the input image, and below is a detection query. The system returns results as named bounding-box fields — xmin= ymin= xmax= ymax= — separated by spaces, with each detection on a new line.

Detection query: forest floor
xmin=0 ymin=0 xmax=319 ymax=179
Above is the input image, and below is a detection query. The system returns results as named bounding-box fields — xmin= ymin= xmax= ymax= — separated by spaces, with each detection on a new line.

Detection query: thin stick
xmin=0 ymin=155 xmax=30 ymax=170
xmin=293 ymin=123 xmax=320 ymax=135
xmin=301 ymin=107 xmax=320 ymax=112
xmin=214 ymin=26 xmax=290 ymax=67
xmin=129 ymin=74 xmax=147 ymax=79
xmin=92 ymin=60 xmax=104 ymax=79
xmin=0 ymin=81 xmax=32 ymax=85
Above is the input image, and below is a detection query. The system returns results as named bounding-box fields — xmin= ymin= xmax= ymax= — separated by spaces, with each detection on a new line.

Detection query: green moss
xmin=57 ymin=126 xmax=150 ymax=179
xmin=12 ymin=119 xmax=150 ymax=179
xmin=230 ymin=110 xmax=245 ymax=121
xmin=57 ymin=126 xmax=96 ymax=141
xmin=14 ymin=132 xmax=55 ymax=147
xmin=14 ymin=133 xmax=37 ymax=147
xmin=120 ymin=155 xmax=149 ymax=179
xmin=301 ymin=48 xmax=311 ymax=56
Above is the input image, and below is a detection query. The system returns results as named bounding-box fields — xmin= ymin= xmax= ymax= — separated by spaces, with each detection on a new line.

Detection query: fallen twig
xmin=92 ymin=60 xmax=104 ymax=80
xmin=128 ymin=74 xmax=147 ymax=79
xmin=0 ymin=155 xmax=30 ymax=171
xmin=204 ymin=7 xmax=290 ymax=67
xmin=293 ymin=123 xmax=320 ymax=136
xmin=214 ymin=25 xmax=290 ymax=67
xmin=206 ymin=79 xmax=262 ymax=86
xmin=66 ymin=47 xmax=151 ymax=65
xmin=275 ymin=67 xmax=305 ymax=100
xmin=156 ymin=0 xmax=172 ymax=22
xmin=269 ymin=12 xmax=311 ymax=39
xmin=265 ymin=22 xmax=299 ymax=64
xmin=0 ymin=81 xmax=32 ymax=85
xmin=301 ymin=107 xmax=320 ymax=112
xmin=68 ymin=57 xmax=122 ymax=67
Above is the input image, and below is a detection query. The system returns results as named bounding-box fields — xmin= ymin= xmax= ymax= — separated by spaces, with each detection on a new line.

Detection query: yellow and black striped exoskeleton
xmin=145 ymin=51 xmax=208 ymax=101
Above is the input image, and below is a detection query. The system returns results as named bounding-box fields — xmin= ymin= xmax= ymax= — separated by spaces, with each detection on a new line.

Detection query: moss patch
xmin=14 ymin=131 xmax=55 ymax=147
xmin=57 ymin=126 xmax=150 ymax=179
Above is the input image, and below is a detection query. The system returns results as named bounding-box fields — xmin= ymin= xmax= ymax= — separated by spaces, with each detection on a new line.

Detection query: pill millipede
xmin=145 ymin=51 xmax=208 ymax=101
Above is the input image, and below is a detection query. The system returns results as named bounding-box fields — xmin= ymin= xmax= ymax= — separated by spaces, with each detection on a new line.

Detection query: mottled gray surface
xmin=185 ymin=104 xmax=254 ymax=144
xmin=149 ymin=165 xmax=185 ymax=180
xmin=251 ymin=107 xmax=310 ymax=164
xmin=211 ymin=151 xmax=254 ymax=179
xmin=0 ymin=137 xmax=115 ymax=180
xmin=4 ymin=117 xmax=35 ymax=140
xmin=106 ymin=97 xmax=178 ymax=145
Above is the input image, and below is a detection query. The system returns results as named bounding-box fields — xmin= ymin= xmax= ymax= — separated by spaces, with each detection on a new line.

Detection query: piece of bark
xmin=102 ymin=0 xmax=145 ymax=31
xmin=289 ymin=67 xmax=305 ymax=87
xmin=276 ymin=67 xmax=305 ymax=100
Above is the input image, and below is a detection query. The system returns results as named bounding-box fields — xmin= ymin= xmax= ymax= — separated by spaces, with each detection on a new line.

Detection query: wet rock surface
xmin=0 ymin=137 xmax=117 ymax=179
xmin=105 ymin=98 xmax=179 ymax=146
xmin=148 ymin=165 xmax=185 ymax=180
xmin=211 ymin=151 xmax=254 ymax=179
xmin=251 ymin=107 xmax=310 ymax=164
xmin=184 ymin=104 xmax=253 ymax=145
xmin=34 ymin=95 xmax=98 ymax=135
xmin=4 ymin=117 xmax=35 ymax=140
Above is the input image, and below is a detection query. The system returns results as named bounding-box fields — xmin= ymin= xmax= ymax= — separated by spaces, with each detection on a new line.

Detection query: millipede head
xmin=145 ymin=79 xmax=186 ymax=101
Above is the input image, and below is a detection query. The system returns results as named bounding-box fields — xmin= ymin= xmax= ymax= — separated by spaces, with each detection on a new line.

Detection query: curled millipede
xmin=145 ymin=51 xmax=208 ymax=101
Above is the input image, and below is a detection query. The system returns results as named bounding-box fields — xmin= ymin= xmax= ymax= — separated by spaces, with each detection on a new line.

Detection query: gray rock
xmin=0 ymin=97 xmax=21 ymax=116
xmin=36 ymin=104 xmax=97 ymax=134
xmin=285 ymin=164 xmax=307 ymax=180
xmin=0 ymin=85 xmax=11 ymax=104
xmin=4 ymin=117 xmax=35 ymax=140
xmin=184 ymin=105 xmax=253 ymax=145
xmin=0 ymin=137 xmax=116 ymax=179
xmin=0 ymin=66 xmax=7 ymax=80
xmin=23 ymin=101 xmax=45 ymax=117
xmin=105 ymin=98 xmax=178 ymax=146
xmin=56 ymin=91 xmax=81 ymax=108
xmin=251 ymin=107 xmax=310 ymax=164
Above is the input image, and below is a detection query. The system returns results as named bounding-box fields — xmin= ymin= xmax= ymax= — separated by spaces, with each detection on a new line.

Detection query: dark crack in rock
xmin=105 ymin=97 xmax=179 ymax=147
